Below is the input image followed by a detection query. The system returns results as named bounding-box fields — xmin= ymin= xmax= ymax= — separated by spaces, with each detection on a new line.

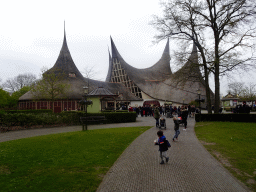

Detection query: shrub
xmin=101 ymin=112 xmax=136 ymax=123
xmin=195 ymin=113 xmax=256 ymax=123
xmin=6 ymin=109 xmax=53 ymax=114
xmin=1 ymin=111 xmax=137 ymax=131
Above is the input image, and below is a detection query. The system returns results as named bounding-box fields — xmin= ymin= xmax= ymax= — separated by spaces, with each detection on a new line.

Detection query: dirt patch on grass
xmin=195 ymin=123 xmax=214 ymax=127
xmin=98 ymin=174 xmax=105 ymax=179
xmin=212 ymin=151 xmax=255 ymax=180
xmin=200 ymin=140 xmax=216 ymax=145
xmin=247 ymin=179 xmax=256 ymax=185
xmin=94 ymin=166 xmax=109 ymax=171
xmin=0 ymin=165 xmax=11 ymax=175
xmin=212 ymin=151 xmax=232 ymax=167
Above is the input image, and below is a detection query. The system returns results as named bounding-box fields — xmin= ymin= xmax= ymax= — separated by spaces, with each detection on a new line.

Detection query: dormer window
xmin=69 ymin=72 xmax=76 ymax=78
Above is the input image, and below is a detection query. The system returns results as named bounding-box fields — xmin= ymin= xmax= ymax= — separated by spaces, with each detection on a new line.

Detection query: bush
xmin=101 ymin=112 xmax=136 ymax=123
xmin=5 ymin=109 xmax=53 ymax=114
xmin=0 ymin=111 xmax=137 ymax=131
xmin=0 ymin=113 xmax=62 ymax=128
xmin=102 ymin=110 xmax=129 ymax=113
xmin=195 ymin=113 xmax=256 ymax=123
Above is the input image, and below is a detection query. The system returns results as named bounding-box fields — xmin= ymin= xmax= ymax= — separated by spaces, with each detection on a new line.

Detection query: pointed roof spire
xmin=163 ymin=38 xmax=170 ymax=54
xmin=192 ymin=41 xmax=197 ymax=54
xmin=108 ymin=47 xmax=111 ymax=59
xmin=46 ymin=23 xmax=84 ymax=79
xmin=110 ymin=36 xmax=123 ymax=60
xmin=105 ymin=47 xmax=113 ymax=82
xmin=64 ymin=20 xmax=66 ymax=35
xmin=63 ymin=20 xmax=67 ymax=48
xmin=190 ymin=42 xmax=198 ymax=63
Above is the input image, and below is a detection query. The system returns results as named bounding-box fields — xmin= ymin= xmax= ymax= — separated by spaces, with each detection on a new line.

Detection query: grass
xmin=0 ymin=126 xmax=151 ymax=192
xmin=195 ymin=122 xmax=256 ymax=191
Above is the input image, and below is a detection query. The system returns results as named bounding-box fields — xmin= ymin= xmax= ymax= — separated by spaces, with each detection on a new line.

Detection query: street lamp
xmin=79 ymin=86 xmax=91 ymax=131
xmin=197 ymin=89 xmax=201 ymax=114
xmin=183 ymin=98 xmax=185 ymax=106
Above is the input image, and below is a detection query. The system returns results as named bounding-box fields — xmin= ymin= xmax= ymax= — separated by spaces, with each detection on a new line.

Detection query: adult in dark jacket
xmin=154 ymin=107 xmax=160 ymax=127
xmin=181 ymin=109 xmax=188 ymax=130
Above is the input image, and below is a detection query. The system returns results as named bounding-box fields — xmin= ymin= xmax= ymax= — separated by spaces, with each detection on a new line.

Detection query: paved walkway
xmin=0 ymin=116 xmax=250 ymax=191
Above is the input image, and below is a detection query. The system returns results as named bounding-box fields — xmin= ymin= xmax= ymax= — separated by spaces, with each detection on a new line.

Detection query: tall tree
xmin=31 ymin=69 xmax=70 ymax=110
xmin=2 ymin=73 xmax=37 ymax=93
xmin=151 ymin=0 xmax=256 ymax=113
xmin=9 ymin=86 xmax=32 ymax=109
xmin=239 ymin=82 xmax=256 ymax=104
xmin=227 ymin=82 xmax=245 ymax=96
xmin=0 ymin=88 xmax=11 ymax=109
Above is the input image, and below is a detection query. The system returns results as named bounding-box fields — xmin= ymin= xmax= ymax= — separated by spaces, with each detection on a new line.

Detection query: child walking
xmin=155 ymin=130 xmax=171 ymax=164
xmin=173 ymin=117 xmax=180 ymax=141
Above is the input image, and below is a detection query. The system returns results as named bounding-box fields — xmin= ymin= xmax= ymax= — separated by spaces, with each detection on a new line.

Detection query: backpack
xmin=164 ymin=139 xmax=171 ymax=148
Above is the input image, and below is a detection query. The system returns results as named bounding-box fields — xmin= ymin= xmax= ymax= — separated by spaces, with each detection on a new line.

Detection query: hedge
xmin=0 ymin=111 xmax=137 ymax=131
xmin=5 ymin=109 xmax=53 ymax=114
xmin=101 ymin=110 xmax=129 ymax=113
xmin=195 ymin=113 xmax=256 ymax=123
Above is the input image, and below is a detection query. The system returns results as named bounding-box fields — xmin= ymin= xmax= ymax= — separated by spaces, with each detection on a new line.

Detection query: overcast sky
xmin=0 ymin=0 xmax=254 ymax=96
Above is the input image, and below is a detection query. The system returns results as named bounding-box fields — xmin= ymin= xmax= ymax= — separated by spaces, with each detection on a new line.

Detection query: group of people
xmin=154 ymin=105 xmax=190 ymax=164
xmin=128 ymin=105 xmax=168 ymax=117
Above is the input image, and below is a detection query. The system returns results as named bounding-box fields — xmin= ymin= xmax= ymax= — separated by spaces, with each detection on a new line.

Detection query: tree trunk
xmin=204 ymin=67 xmax=212 ymax=114
xmin=214 ymin=39 xmax=220 ymax=114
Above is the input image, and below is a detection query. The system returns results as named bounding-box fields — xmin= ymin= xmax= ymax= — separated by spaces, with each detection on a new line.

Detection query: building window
xmin=69 ymin=73 xmax=76 ymax=77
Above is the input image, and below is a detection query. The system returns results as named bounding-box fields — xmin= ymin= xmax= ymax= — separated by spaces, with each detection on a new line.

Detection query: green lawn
xmin=195 ymin=122 xmax=256 ymax=191
xmin=0 ymin=126 xmax=151 ymax=192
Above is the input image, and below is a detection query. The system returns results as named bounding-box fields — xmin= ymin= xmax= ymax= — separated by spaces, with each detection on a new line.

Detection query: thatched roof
xmin=106 ymin=37 xmax=172 ymax=83
xmin=45 ymin=27 xmax=84 ymax=80
xmin=106 ymin=38 xmax=214 ymax=104
xmin=19 ymin=30 xmax=142 ymax=102
xmin=19 ymin=26 xmax=214 ymax=105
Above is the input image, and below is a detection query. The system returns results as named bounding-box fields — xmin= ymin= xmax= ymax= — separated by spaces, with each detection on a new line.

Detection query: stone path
xmin=0 ymin=116 xmax=250 ymax=191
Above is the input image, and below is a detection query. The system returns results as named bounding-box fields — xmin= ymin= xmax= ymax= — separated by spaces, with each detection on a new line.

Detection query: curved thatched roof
xmin=19 ymin=30 xmax=142 ymax=102
xmin=106 ymin=37 xmax=172 ymax=83
xmin=106 ymin=38 xmax=214 ymax=104
xmin=19 ymin=26 xmax=214 ymax=105
xmin=105 ymin=49 xmax=113 ymax=82
xmin=45 ymin=28 xmax=84 ymax=80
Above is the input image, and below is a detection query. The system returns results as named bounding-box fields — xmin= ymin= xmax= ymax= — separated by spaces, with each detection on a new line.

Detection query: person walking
xmin=154 ymin=107 xmax=160 ymax=128
xmin=181 ymin=107 xmax=188 ymax=130
xmin=191 ymin=105 xmax=196 ymax=117
xmin=154 ymin=130 xmax=171 ymax=164
xmin=172 ymin=117 xmax=180 ymax=141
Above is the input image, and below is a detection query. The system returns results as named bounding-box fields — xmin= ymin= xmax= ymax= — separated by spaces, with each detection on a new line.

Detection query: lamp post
xmin=183 ymin=98 xmax=185 ymax=106
xmin=79 ymin=86 xmax=89 ymax=131
xmin=197 ymin=89 xmax=201 ymax=114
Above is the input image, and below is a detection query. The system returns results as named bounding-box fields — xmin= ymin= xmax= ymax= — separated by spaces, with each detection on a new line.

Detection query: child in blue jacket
xmin=155 ymin=130 xmax=171 ymax=164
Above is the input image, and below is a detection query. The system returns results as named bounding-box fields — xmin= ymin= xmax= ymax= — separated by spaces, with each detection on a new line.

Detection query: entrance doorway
xmin=143 ymin=101 xmax=160 ymax=107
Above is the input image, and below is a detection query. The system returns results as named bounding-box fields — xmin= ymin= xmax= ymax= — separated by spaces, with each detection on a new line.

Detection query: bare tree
xmin=151 ymin=0 xmax=256 ymax=113
xmin=2 ymin=73 xmax=37 ymax=93
xmin=227 ymin=82 xmax=245 ymax=96
xmin=82 ymin=65 xmax=96 ymax=80
xmin=31 ymin=69 xmax=70 ymax=110
xmin=239 ymin=82 xmax=256 ymax=103
xmin=82 ymin=65 xmax=100 ymax=93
